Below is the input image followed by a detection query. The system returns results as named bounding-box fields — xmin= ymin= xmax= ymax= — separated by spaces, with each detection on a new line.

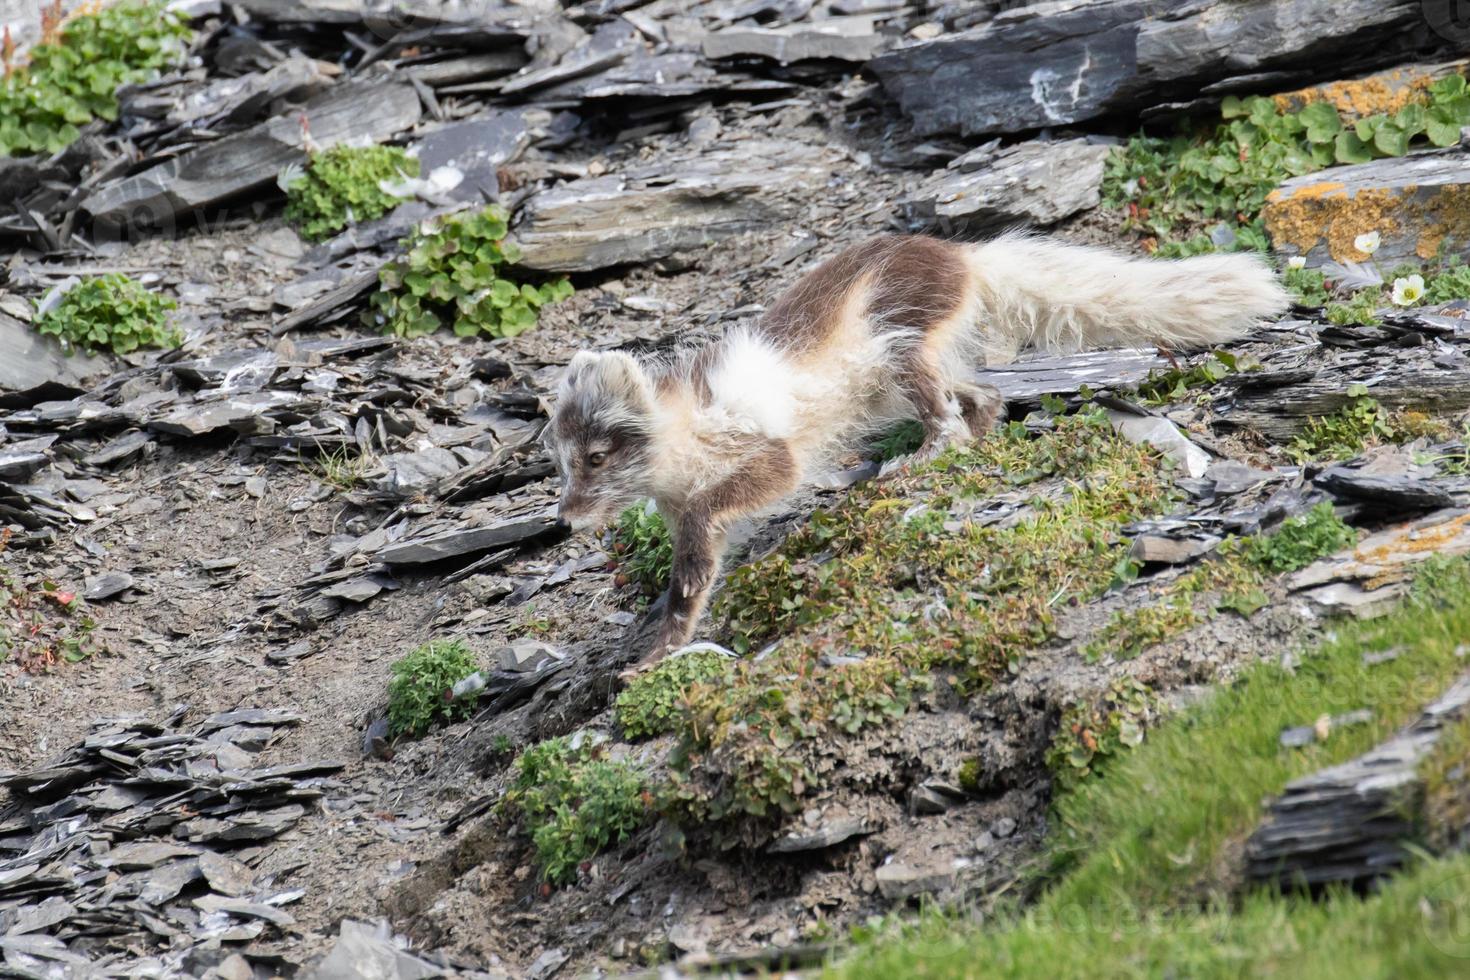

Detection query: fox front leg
xmin=630 ymin=438 xmax=800 ymax=672
xmin=647 ymin=508 xmax=726 ymax=659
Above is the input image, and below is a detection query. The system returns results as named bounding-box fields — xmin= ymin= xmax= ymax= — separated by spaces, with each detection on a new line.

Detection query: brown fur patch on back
xmin=757 ymin=235 xmax=969 ymax=354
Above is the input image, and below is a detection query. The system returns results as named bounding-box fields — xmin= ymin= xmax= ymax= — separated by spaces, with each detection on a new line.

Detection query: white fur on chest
xmin=699 ymin=330 xmax=803 ymax=440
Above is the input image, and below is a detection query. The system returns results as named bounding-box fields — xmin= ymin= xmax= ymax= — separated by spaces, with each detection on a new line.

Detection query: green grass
xmin=826 ymin=559 xmax=1470 ymax=979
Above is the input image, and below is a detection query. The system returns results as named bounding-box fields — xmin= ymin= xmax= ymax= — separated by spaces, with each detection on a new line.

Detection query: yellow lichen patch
xmin=1264 ymin=186 xmax=1404 ymax=260
xmin=1357 ymin=514 xmax=1470 ymax=581
xmin=1271 ymin=63 xmax=1465 ymax=120
xmin=1265 ymin=181 xmax=1346 ymax=206
xmin=1263 ymin=183 xmax=1470 ymax=263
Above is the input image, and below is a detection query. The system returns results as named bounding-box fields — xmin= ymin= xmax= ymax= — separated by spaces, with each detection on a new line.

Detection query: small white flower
xmin=1390 ymin=274 xmax=1425 ymax=307
xmin=1287 ymin=256 xmax=1306 ymax=270
xmin=1354 ymin=230 xmax=1381 ymax=255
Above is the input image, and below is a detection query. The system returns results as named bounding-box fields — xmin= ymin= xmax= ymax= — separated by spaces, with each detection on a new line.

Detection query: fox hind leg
xmin=954 ymin=382 xmax=1006 ymax=439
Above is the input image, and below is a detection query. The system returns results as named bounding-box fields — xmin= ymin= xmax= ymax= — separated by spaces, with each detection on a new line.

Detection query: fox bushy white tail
xmin=962 ymin=232 xmax=1290 ymax=364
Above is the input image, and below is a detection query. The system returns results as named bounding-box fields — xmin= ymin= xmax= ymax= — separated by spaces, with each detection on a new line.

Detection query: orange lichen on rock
xmin=1358 ymin=514 xmax=1470 ymax=590
xmin=1271 ymin=63 xmax=1466 ymax=120
xmin=1264 ymin=185 xmax=1403 ymax=260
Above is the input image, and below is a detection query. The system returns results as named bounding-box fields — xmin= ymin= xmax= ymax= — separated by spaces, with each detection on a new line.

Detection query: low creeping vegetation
xmin=608 ymin=503 xmax=673 ymax=598
xmin=386 ymin=638 xmax=481 ymax=738
xmin=661 ymin=408 xmax=1177 ymax=825
xmin=35 ymin=274 xmax=180 ymax=355
xmin=1103 ymin=77 xmax=1470 ymax=255
xmin=367 ymin=205 xmax=573 ymax=339
xmin=1081 ymin=600 xmax=1197 ymax=664
xmin=831 ymin=558 xmax=1470 ymax=979
xmin=1132 ymin=350 xmax=1242 ymax=407
xmin=1240 ymin=502 xmax=1357 ymax=573
xmin=1045 ymin=678 xmax=1163 ymax=795
xmin=0 ymin=531 xmax=98 ymax=671
xmin=1287 ymin=386 xmax=1395 ymax=463
xmin=871 ymin=420 xmax=926 ymax=462
xmin=616 ymin=647 xmax=733 ymax=740
xmin=282 ymin=144 xmax=418 ymax=241
xmin=0 ymin=0 xmax=190 ymax=157
xmin=500 ymin=736 xmax=650 ymax=884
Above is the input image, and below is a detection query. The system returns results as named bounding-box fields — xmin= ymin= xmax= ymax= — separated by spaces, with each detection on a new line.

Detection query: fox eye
xmin=586 ymin=451 xmax=607 ymax=467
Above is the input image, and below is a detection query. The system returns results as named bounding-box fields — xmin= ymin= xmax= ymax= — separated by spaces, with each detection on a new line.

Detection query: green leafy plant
xmin=1425 ymin=257 xmax=1470 ymax=304
xmin=871 ymin=420 xmax=925 ymax=462
xmin=1288 ymin=386 xmax=1394 ymax=462
xmin=1324 ymin=287 xmax=1383 ymax=326
xmin=34 ymin=274 xmax=180 ymax=355
xmin=1046 ymin=678 xmax=1163 ymax=794
xmin=282 ymin=144 xmax=419 ymax=240
xmin=1103 ymin=78 xmax=1470 ymax=253
xmin=1241 ymin=502 xmax=1357 ymax=573
xmin=386 ymin=638 xmax=481 ymax=737
xmin=1134 ymin=350 xmax=1240 ymax=406
xmin=501 ymin=736 xmax=650 ymax=883
xmin=0 ymin=0 xmax=190 ymax=157
xmin=1283 ymin=264 xmax=1330 ymax=306
xmin=608 ymin=503 xmax=674 ymax=597
xmin=614 ymin=647 xmax=733 ymax=739
xmin=0 ymin=530 xmax=98 ymax=671
xmin=367 ymin=205 xmax=573 ymax=339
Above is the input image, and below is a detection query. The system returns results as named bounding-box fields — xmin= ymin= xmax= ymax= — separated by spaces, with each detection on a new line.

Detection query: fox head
xmin=546 ymin=350 xmax=657 ymax=531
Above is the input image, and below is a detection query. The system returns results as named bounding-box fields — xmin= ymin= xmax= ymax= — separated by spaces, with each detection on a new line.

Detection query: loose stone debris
xmin=0 ymin=707 xmax=342 ymax=973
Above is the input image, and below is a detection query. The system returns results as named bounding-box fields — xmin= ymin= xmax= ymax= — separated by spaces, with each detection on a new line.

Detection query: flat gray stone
xmin=377 ymin=512 xmax=561 ymax=566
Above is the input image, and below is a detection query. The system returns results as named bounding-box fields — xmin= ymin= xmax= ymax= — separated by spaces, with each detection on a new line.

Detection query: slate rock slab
xmin=904 ymin=137 xmax=1112 ymax=231
xmin=871 ymin=0 xmax=1429 ymax=138
xmin=82 ymin=79 xmax=421 ymax=230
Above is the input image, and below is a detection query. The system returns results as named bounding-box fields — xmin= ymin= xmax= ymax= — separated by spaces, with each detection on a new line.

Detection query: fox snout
xmin=556 ymin=483 xmax=608 ymax=533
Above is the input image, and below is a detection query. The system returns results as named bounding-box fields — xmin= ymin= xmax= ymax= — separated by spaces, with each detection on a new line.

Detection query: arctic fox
xmin=545 ymin=233 xmax=1288 ymax=666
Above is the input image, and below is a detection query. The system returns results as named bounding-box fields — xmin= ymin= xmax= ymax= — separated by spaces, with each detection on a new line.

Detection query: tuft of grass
xmin=0 ymin=0 xmax=191 ymax=157
xmin=828 ymin=558 xmax=1470 ymax=979
xmin=615 ymin=647 xmax=733 ymax=740
xmin=1240 ymin=503 xmax=1356 ymax=574
xmin=1045 ymin=677 xmax=1165 ymax=795
xmin=501 ymin=736 xmax=650 ymax=884
xmin=387 ymin=638 xmax=481 ymax=738
xmin=366 ymin=204 xmax=572 ymax=339
xmin=313 ymin=446 xmax=373 ymax=491
xmin=282 ymin=144 xmax=419 ymax=241
xmin=34 ymin=274 xmax=180 ymax=355
xmin=608 ymin=503 xmax=673 ymax=597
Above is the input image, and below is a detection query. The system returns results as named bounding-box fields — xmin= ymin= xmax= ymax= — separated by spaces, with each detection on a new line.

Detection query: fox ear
xmin=562 ymin=351 xmax=602 ymax=392
xmin=594 ymin=351 xmax=653 ymax=407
